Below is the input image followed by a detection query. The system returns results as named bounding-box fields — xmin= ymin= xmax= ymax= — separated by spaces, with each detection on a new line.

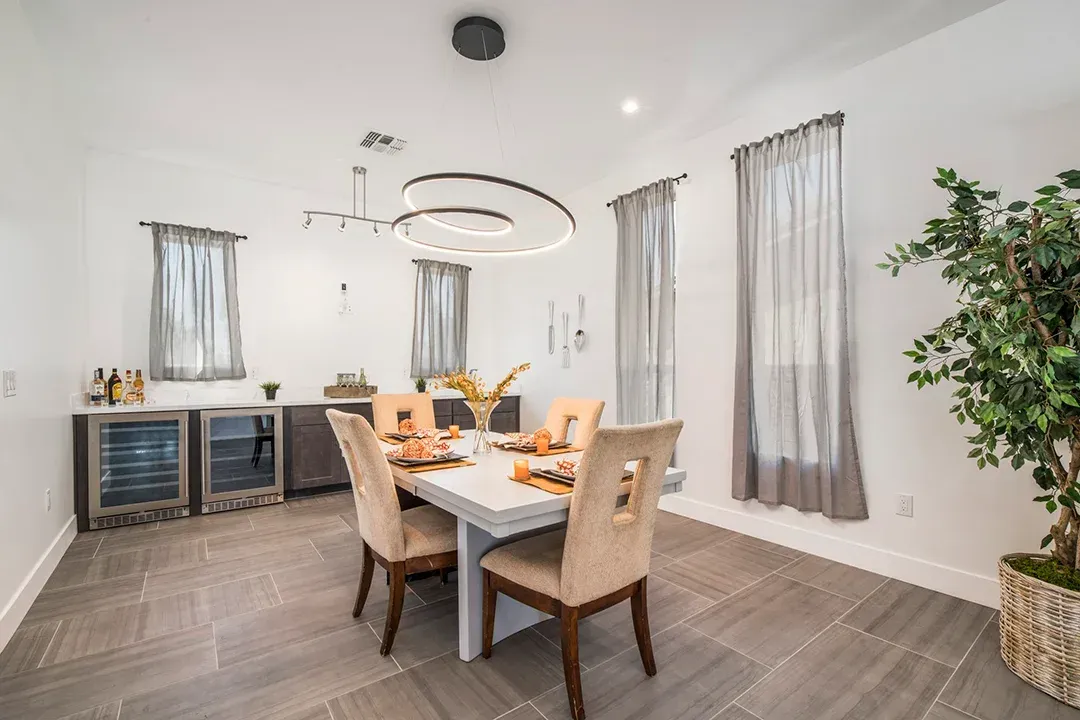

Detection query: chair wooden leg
xmin=380 ymin=562 xmax=406 ymax=656
xmin=560 ymin=606 xmax=586 ymax=720
xmin=631 ymin=577 xmax=657 ymax=676
xmin=482 ymin=569 xmax=497 ymax=659
xmin=353 ymin=541 xmax=375 ymax=619
xmin=440 ymin=568 xmax=451 ymax=585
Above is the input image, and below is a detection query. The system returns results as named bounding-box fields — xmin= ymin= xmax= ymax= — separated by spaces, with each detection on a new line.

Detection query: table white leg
xmin=457 ymin=518 xmax=549 ymax=661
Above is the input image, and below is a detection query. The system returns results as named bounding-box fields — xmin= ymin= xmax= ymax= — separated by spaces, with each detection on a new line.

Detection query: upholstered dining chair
xmin=480 ymin=419 xmax=683 ymax=720
xmin=543 ymin=397 xmax=606 ymax=448
xmin=371 ymin=392 xmax=437 ymax=437
xmin=325 ymin=409 xmax=457 ymax=656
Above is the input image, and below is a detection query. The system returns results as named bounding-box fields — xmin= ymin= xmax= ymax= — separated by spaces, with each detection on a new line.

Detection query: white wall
xmin=83 ymin=149 xmax=503 ymax=405
xmin=492 ymin=0 xmax=1080 ymax=607
xmin=0 ymin=0 xmax=84 ymax=645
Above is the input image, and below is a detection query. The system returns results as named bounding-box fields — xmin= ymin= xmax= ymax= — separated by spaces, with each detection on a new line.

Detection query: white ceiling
xmin=24 ymin=0 xmax=1003 ymax=217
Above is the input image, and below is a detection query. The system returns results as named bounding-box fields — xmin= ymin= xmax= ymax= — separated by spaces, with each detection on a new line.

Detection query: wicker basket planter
xmin=999 ymin=553 xmax=1080 ymax=707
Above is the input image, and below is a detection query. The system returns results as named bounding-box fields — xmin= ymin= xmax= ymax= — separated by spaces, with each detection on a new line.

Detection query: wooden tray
xmin=323 ymin=385 xmax=378 ymax=399
xmin=509 ymin=473 xmax=574 ymax=495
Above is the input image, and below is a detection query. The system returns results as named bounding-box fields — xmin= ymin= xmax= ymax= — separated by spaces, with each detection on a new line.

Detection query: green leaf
xmin=907 ymin=371 xmax=921 ymax=383
xmin=1036 ymin=184 xmax=1062 ymax=195
xmin=1038 ymin=414 xmax=1049 ymax=432
xmin=1007 ymin=201 xmax=1029 ymax=212
xmin=967 ymin=447 xmax=982 ymax=458
xmin=977 ymin=457 xmax=986 ymax=470
xmin=1062 ymin=394 xmax=1080 ymax=407
xmin=982 ymin=191 xmax=999 ymax=201
xmin=1048 ymin=346 xmax=1078 ymax=360
xmin=986 ymin=453 xmax=999 ymax=467
xmin=1047 ymin=499 xmax=1058 ymax=513
xmin=1041 ymin=534 xmax=1054 ymax=549
xmin=951 ymin=358 xmax=970 ymax=371
xmin=914 ymin=339 xmax=927 ymax=352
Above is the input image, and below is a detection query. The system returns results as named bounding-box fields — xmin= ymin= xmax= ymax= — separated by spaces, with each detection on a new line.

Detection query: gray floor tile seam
xmin=528 ymin=626 xmax=586 ymax=671
xmin=677 ymin=622 xmax=772 ymax=673
xmin=647 ymin=571 xmax=719 ymax=607
xmin=266 ymin=573 xmax=285 ymax=606
xmin=733 ymin=702 xmax=766 ymax=720
xmin=115 ymin=698 xmax=123 ymax=720
xmin=834 ymin=621 xmax=955 ymax=670
xmin=723 ymin=613 xmax=847 ymax=710
xmin=139 ymin=572 xmax=148 ymax=603
xmin=324 ymin=700 xmax=337 ymax=720
xmin=309 ymin=538 xmax=326 ymax=562
xmin=773 ymin=566 xmax=882 ymax=603
xmin=336 ymin=514 xmax=354 ymax=532
xmin=211 ymin=621 xmax=220 ymax=670
xmin=89 ymin=536 xmax=105 ymax=559
xmin=676 ymin=552 xmax=810 ymax=626
xmin=833 ymin=578 xmax=891 ymax=624
xmin=936 ymin=701 xmax=982 ymax=720
xmin=493 ymin=701 xmax=532 ymax=719
xmin=917 ymin=614 xmax=996 ymax=720
xmin=529 ymin=701 xmax=552 ymax=720
xmin=35 ymin=621 xmax=62 ymax=670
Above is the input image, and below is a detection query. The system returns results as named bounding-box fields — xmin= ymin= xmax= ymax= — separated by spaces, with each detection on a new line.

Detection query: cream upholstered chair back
xmin=371 ymin=393 xmax=437 ymax=436
xmin=326 ymin=410 xmax=407 ymax=562
xmin=543 ymin=398 xmax=606 ymax=448
xmin=560 ymin=419 xmax=683 ymax=606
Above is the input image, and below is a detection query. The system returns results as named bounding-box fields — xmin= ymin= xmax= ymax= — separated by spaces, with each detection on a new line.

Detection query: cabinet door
xmin=290 ymin=424 xmax=345 ymax=490
xmin=489 ymin=413 xmax=519 ymax=434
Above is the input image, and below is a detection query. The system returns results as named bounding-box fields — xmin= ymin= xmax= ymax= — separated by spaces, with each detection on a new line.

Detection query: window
xmin=410 ymin=259 xmax=470 ymax=377
xmin=149 ymin=223 xmax=246 ymax=381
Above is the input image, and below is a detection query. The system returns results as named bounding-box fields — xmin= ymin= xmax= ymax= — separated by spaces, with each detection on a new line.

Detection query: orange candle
xmin=513 ymin=459 xmax=530 ymax=480
xmin=536 ymin=437 xmax=550 ymax=455
xmin=449 ymin=425 xmax=461 ymax=439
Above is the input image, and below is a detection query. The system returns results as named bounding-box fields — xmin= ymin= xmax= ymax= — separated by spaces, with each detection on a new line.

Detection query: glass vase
xmin=467 ymin=399 xmax=501 ymax=455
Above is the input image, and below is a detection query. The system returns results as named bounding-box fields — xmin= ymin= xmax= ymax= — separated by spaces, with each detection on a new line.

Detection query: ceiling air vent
xmin=360 ymin=131 xmax=408 ymax=156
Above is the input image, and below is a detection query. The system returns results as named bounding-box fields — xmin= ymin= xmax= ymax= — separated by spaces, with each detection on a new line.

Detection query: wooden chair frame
xmin=354 ymin=539 xmax=457 ymax=656
xmin=482 ymin=569 xmax=655 ymax=720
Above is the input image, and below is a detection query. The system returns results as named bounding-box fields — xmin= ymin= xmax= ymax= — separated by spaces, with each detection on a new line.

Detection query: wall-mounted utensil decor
xmin=574 ymin=294 xmax=586 ymax=351
xmin=562 ymin=312 xmax=571 ymax=368
xmin=548 ymin=301 xmax=555 ymax=355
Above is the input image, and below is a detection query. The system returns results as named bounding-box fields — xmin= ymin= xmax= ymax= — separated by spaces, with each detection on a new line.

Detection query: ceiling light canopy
xmin=390 ymin=15 xmax=576 ymax=257
xmin=621 ymin=98 xmax=641 ymax=115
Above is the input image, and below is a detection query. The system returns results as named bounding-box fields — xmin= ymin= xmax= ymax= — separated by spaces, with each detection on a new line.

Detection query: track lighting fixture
xmin=300 ymin=167 xmax=407 ymax=236
xmin=303 ymin=213 xmax=312 ymax=229
xmin=338 ymin=217 xmax=347 ymax=232
xmin=373 ymin=223 xmax=381 ymax=237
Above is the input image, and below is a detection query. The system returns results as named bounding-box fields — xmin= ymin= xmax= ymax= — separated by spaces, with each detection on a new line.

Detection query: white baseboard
xmin=0 ymin=515 xmax=77 ymax=651
xmin=659 ymin=495 xmax=1000 ymax=609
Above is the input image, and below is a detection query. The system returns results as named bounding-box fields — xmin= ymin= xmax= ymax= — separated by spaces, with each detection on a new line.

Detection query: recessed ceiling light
xmin=621 ymin=98 xmax=640 ymax=115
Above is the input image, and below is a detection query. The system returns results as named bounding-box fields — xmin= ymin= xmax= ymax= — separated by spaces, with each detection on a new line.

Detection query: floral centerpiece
xmin=433 ymin=363 xmax=530 ymax=454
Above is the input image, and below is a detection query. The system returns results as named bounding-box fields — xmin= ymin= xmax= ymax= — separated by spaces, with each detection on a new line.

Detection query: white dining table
xmin=380 ymin=431 xmax=686 ymax=661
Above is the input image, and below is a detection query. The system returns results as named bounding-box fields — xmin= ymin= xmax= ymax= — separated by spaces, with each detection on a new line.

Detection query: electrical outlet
xmin=897 ymin=493 xmax=914 ymax=518
xmin=45 ymin=488 xmax=51 ymax=512
xmin=2 ymin=369 xmax=15 ymax=398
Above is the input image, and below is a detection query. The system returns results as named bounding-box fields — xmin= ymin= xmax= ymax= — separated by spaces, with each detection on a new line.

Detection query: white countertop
xmin=71 ymin=391 xmax=519 ymax=415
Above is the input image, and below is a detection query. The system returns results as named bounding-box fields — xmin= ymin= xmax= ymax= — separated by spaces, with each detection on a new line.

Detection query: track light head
xmin=373 ymin=223 xmax=381 ymax=237
xmin=338 ymin=217 xmax=347 ymax=232
xmin=303 ymin=214 xmax=312 ymax=229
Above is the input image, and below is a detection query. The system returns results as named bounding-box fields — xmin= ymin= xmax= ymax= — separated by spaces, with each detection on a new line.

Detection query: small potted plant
xmin=414 ymin=377 xmax=427 ymax=393
xmin=258 ymin=381 xmax=281 ymax=401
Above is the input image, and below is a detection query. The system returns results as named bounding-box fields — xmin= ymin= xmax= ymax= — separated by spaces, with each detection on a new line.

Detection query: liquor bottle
xmin=133 ymin=369 xmax=145 ymax=405
xmin=107 ymin=369 xmax=122 ymax=406
xmin=122 ymin=370 xmax=138 ymax=405
xmin=89 ymin=368 xmax=106 ymax=407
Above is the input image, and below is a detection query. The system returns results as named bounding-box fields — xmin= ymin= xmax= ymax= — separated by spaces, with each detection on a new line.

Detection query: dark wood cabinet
xmin=284 ymin=403 xmax=373 ymax=492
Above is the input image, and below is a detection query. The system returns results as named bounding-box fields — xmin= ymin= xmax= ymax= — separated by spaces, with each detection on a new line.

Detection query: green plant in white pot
xmin=880 ymin=168 xmax=1080 ymax=706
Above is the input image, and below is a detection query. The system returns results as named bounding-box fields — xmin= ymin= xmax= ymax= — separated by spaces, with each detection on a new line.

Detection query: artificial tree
xmin=880 ymin=169 xmax=1080 ymax=577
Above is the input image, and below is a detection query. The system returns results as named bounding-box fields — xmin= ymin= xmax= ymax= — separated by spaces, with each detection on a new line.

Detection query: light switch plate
xmin=2 ymin=370 xmax=15 ymax=398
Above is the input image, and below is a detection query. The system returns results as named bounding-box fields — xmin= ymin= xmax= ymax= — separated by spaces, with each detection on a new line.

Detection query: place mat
xmin=508 ymin=472 xmax=574 ymax=495
xmin=401 ymin=458 xmax=476 ymax=473
xmin=496 ymin=444 xmax=580 ymax=457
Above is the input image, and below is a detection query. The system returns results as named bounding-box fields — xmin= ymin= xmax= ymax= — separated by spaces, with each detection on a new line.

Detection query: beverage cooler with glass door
xmin=87 ymin=411 xmax=190 ymax=529
xmin=200 ymin=407 xmax=284 ymax=513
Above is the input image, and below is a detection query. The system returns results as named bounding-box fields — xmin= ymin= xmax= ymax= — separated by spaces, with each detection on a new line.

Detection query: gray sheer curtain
xmin=731 ymin=112 xmax=867 ymax=519
xmin=149 ymin=223 xmax=246 ymax=381
xmin=614 ymin=178 xmax=676 ymax=424
xmin=411 ymin=259 xmax=470 ymax=377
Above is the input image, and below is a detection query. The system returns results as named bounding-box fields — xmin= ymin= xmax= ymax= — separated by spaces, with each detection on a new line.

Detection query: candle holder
xmin=448 ymin=424 xmax=461 ymax=439
xmin=513 ymin=459 xmax=530 ymax=480
xmin=536 ymin=437 xmax=550 ymax=455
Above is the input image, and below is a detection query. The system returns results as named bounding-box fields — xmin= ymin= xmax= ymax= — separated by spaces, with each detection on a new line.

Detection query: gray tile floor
xmin=0 ymin=492 xmax=1075 ymax=720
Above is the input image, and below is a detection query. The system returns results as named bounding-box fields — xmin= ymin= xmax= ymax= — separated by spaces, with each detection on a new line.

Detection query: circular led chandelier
xmin=391 ymin=17 xmax=577 ymax=256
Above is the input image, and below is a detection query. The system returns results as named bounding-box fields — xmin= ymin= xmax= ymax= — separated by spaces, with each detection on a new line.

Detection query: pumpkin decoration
xmin=533 ymin=427 xmax=553 ymax=444
xmin=401 ymin=438 xmax=426 ymax=459
xmin=398 ymin=418 xmax=418 ymax=435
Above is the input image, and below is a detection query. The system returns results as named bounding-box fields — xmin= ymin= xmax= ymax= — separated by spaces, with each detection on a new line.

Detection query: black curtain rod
xmin=729 ymin=112 xmax=845 ymax=160
xmin=139 ymin=220 xmax=248 ymax=240
xmin=412 ymin=258 xmax=473 ymax=271
xmin=606 ymin=173 xmax=688 ymax=207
